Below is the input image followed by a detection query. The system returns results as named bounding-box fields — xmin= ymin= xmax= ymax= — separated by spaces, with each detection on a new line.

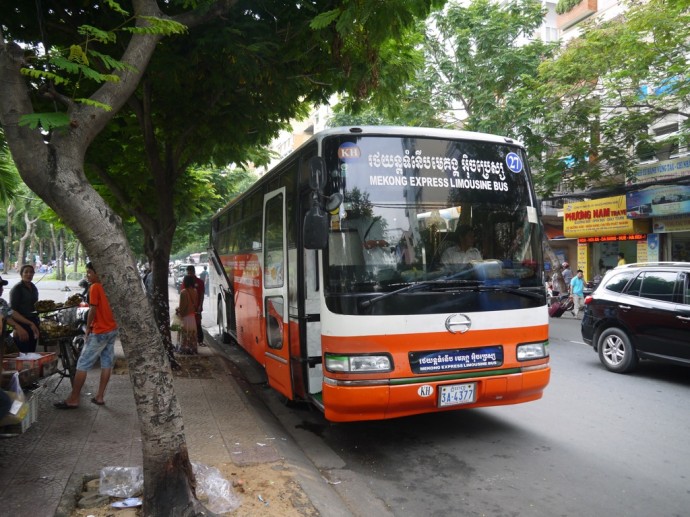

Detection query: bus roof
xmin=315 ymin=125 xmax=524 ymax=147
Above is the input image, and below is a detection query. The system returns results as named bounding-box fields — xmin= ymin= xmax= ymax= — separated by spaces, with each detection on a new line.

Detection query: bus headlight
xmin=325 ymin=354 xmax=393 ymax=373
xmin=517 ymin=342 xmax=549 ymax=361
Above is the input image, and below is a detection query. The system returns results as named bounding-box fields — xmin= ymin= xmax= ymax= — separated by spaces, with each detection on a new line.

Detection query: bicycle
xmin=37 ymin=302 xmax=87 ymax=391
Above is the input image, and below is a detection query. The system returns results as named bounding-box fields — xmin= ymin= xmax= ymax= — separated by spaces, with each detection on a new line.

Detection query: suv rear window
xmin=627 ymin=271 xmax=678 ymax=302
xmin=603 ymin=271 xmax=635 ymax=293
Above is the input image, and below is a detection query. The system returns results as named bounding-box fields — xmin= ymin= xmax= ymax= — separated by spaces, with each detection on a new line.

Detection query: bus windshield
xmin=322 ymin=135 xmax=543 ymax=302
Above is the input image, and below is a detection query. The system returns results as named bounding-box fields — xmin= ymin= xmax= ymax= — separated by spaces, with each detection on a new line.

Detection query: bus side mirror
xmin=309 ymin=156 xmax=327 ymax=191
xmin=304 ymin=204 xmax=329 ymax=249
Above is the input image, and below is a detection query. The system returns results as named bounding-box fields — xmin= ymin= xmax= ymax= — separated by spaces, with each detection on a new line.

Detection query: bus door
xmin=262 ymin=188 xmax=293 ymax=399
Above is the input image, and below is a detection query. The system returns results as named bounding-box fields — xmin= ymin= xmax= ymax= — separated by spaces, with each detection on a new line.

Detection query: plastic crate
xmin=4 ymin=352 xmax=57 ymax=376
xmin=41 ymin=357 xmax=58 ymax=377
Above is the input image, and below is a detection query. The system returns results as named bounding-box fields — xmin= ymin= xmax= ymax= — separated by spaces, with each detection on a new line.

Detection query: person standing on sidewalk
xmin=176 ymin=275 xmax=198 ymax=354
xmin=570 ymin=269 xmax=585 ymax=319
xmin=186 ymin=265 xmax=206 ymax=347
xmin=199 ymin=265 xmax=209 ymax=297
xmin=562 ymin=262 xmax=573 ymax=286
xmin=10 ymin=264 xmax=41 ymax=353
xmin=54 ymin=262 xmax=118 ymax=409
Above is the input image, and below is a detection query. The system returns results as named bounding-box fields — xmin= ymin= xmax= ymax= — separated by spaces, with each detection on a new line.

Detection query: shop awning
xmin=544 ymin=223 xmax=566 ymax=240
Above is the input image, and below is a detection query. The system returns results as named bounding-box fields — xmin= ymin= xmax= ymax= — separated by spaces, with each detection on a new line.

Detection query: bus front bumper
xmin=321 ymin=364 xmax=550 ymax=422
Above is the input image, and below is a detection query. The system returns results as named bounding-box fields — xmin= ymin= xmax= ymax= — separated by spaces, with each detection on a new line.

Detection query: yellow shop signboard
xmin=563 ymin=196 xmax=649 ymax=238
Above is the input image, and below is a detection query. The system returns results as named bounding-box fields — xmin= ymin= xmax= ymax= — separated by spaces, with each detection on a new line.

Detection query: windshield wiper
xmin=359 ymin=279 xmax=482 ymax=309
xmin=475 ymin=285 xmax=545 ymax=300
xmin=359 ymin=281 xmax=544 ymax=309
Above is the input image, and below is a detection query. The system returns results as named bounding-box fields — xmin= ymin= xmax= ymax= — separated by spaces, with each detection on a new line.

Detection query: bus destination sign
xmin=409 ymin=346 xmax=504 ymax=374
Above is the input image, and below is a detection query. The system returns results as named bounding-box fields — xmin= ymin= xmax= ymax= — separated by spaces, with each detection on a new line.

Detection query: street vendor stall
xmin=0 ymin=296 xmax=86 ymax=435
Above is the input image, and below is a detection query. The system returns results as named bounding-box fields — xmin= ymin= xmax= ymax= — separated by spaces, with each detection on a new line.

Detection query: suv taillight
xmin=584 ymin=295 xmax=593 ymax=305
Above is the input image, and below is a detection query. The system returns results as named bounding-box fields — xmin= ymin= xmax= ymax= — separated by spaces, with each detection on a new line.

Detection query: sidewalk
xmin=0 ymin=273 xmax=344 ymax=516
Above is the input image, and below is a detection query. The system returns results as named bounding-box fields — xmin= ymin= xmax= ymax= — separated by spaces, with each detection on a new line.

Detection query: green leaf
xmin=88 ymin=50 xmax=136 ymax=72
xmin=75 ymin=98 xmax=113 ymax=111
xmin=51 ymin=56 xmax=81 ymax=74
xmin=103 ymin=0 xmax=129 ymax=16
xmin=124 ymin=17 xmax=188 ymax=36
xmin=51 ymin=56 xmax=120 ymax=83
xmin=18 ymin=113 xmax=71 ymax=130
xmin=19 ymin=68 xmax=70 ymax=85
xmin=310 ymin=9 xmax=341 ymax=30
xmin=78 ymin=25 xmax=117 ymax=44
xmin=68 ymin=45 xmax=89 ymax=65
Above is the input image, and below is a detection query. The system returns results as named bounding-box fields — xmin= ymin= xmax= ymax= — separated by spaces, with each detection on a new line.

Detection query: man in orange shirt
xmin=54 ymin=262 xmax=118 ymax=409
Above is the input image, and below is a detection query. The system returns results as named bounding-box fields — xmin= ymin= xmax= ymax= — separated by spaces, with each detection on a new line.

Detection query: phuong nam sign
xmin=564 ymin=196 xmax=650 ymax=238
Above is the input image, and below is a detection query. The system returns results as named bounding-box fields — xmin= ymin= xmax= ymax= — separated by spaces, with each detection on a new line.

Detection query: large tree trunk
xmin=0 ymin=22 xmax=209 ymax=517
xmin=146 ymin=238 xmax=179 ymax=369
xmin=6 ymin=143 xmax=208 ymax=517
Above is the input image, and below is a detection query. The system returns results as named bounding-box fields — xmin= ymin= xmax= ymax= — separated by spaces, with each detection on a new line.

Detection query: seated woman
xmin=10 ymin=265 xmax=41 ymax=353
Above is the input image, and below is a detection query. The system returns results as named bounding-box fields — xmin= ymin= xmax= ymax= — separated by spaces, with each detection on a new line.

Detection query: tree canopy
xmin=0 ymin=1 xmax=444 ymax=513
xmin=527 ymin=0 xmax=690 ymax=195
xmin=333 ymin=0 xmax=557 ymax=143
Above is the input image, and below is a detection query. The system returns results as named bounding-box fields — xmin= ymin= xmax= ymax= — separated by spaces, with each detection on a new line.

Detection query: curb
xmin=54 ymin=472 xmax=98 ymax=517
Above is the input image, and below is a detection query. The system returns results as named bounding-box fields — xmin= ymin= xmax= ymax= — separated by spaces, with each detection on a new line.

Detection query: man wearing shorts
xmin=54 ymin=262 xmax=118 ymax=409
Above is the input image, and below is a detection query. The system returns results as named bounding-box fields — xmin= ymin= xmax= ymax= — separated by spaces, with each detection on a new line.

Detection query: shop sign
xmin=564 ymin=195 xmax=649 ymax=237
xmin=629 ymin=155 xmax=690 ymax=185
xmin=645 ymin=234 xmax=659 ymax=262
xmin=652 ymin=214 xmax=690 ymax=233
xmin=577 ymin=233 xmax=646 ymax=243
xmin=577 ymin=243 xmax=589 ymax=280
xmin=626 ymin=185 xmax=690 ymax=218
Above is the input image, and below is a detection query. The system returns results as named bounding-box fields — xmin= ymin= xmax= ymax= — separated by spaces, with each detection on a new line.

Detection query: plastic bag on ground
xmin=192 ymin=462 xmax=241 ymax=514
xmin=99 ymin=466 xmax=143 ymax=498
xmin=0 ymin=373 xmax=28 ymax=425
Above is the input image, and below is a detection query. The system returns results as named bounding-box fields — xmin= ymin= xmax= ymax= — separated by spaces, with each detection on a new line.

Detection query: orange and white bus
xmin=210 ymin=126 xmax=549 ymax=422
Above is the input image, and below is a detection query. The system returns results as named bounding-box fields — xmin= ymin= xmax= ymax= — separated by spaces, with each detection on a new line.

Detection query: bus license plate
xmin=438 ymin=383 xmax=476 ymax=407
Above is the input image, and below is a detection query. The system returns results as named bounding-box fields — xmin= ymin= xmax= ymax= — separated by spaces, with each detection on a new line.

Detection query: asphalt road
xmin=255 ymin=314 xmax=690 ymax=517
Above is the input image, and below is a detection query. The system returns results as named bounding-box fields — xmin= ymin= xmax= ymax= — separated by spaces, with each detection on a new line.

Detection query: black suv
xmin=581 ymin=262 xmax=690 ymax=373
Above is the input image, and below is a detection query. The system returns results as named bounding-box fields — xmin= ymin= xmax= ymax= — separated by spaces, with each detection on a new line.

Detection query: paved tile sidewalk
xmin=0 ymin=340 xmax=284 ymax=516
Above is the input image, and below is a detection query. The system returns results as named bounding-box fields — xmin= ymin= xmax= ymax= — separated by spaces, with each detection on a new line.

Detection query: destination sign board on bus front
xmin=409 ymin=346 xmax=504 ymax=374
xmin=337 ymin=143 xmax=524 ymax=194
